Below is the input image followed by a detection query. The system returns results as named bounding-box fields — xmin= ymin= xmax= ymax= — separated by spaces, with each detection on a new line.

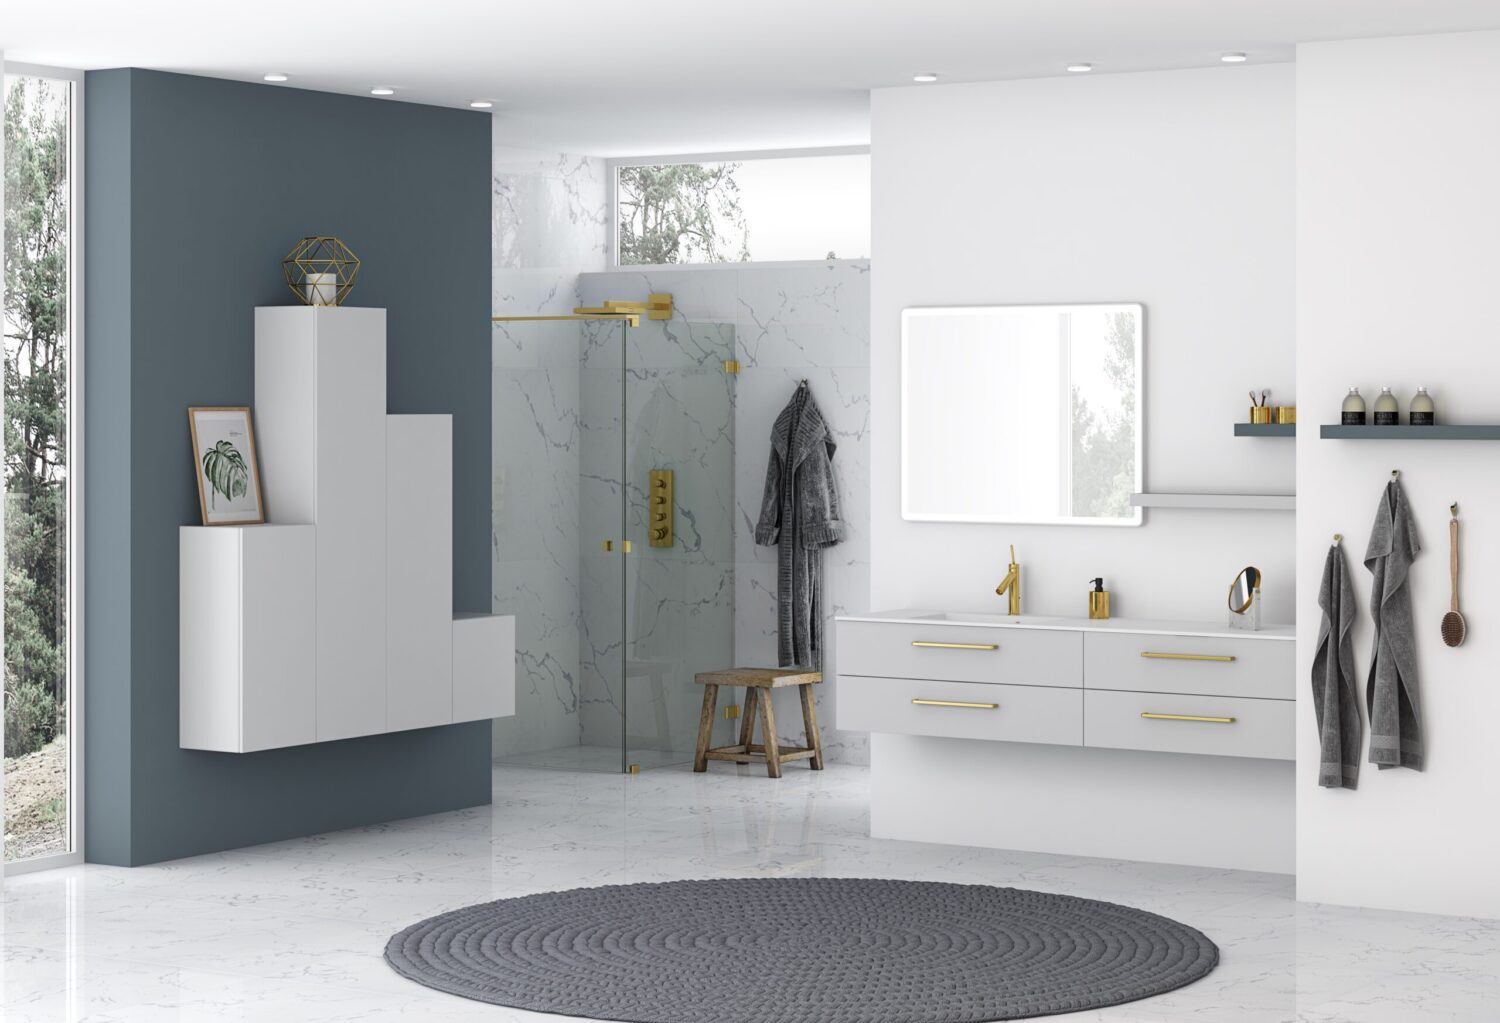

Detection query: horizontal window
xmin=615 ymin=152 xmax=870 ymax=266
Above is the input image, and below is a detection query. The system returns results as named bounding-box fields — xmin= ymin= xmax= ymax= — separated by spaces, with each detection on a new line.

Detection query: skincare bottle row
xmin=1342 ymin=386 xmax=1435 ymax=426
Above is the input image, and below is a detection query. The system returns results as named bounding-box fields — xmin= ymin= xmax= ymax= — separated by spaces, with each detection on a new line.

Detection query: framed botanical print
xmin=188 ymin=406 xmax=265 ymax=525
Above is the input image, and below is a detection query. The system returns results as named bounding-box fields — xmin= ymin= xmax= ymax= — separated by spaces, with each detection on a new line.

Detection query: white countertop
xmin=837 ymin=609 xmax=1295 ymax=641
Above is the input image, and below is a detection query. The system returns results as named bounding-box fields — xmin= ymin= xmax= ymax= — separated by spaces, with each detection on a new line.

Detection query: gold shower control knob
xmin=652 ymin=527 xmax=669 ymax=541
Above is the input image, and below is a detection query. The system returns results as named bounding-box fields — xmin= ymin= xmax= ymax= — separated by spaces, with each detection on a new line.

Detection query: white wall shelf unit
xmin=180 ymin=307 xmax=514 ymax=753
xmin=1130 ymin=493 xmax=1295 ymax=511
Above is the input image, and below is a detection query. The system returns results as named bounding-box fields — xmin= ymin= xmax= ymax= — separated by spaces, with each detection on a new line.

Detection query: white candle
xmin=305 ymin=273 xmax=338 ymax=306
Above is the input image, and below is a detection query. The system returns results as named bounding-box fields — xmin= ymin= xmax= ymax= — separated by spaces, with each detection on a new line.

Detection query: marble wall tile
xmin=492 ymin=144 xmax=606 ymax=759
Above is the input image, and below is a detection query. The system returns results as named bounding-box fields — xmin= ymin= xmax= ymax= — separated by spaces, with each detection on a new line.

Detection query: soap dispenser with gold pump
xmin=1088 ymin=578 xmax=1111 ymax=620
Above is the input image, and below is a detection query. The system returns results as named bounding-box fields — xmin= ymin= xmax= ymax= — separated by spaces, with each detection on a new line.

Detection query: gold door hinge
xmin=626 ymin=763 xmax=641 ymax=774
xmin=724 ymin=704 xmax=741 ymax=720
xmin=603 ymin=539 xmax=634 ymax=553
xmin=722 ymin=359 xmax=741 ymax=375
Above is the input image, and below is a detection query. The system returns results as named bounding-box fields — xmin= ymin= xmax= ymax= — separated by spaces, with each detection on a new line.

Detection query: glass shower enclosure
xmin=491 ymin=309 xmax=737 ymax=773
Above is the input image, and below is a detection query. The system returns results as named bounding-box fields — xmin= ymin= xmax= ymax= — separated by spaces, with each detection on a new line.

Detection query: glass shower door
xmin=622 ymin=317 xmax=738 ymax=769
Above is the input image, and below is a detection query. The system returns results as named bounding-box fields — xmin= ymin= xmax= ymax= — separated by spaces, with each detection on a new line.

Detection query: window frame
xmin=607 ymin=145 xmax=871 ymax=271
xmin=2 ymin=60 xmax=86 ymax=877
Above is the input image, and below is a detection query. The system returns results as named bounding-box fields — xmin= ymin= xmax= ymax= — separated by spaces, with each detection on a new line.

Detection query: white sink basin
xmin=911 ymin=612 xmax=1065 ymax=627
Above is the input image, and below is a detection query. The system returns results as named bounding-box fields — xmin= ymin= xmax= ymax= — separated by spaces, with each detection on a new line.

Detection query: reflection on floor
xmin=493 ymin=743 xmax=689 ymax=774
xmin=3 ymin=762 xmax=1498 ymax=1021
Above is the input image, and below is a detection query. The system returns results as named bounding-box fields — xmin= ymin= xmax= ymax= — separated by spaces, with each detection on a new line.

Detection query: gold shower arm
xmin=491 ymin=313 xmax=641 ymax=326
xmin=573 ymin=293 xmax=673 ymax=321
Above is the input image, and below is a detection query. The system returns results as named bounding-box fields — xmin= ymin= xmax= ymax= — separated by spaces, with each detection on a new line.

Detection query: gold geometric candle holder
xmin=282 ymin=236 xmax=360 ymax=307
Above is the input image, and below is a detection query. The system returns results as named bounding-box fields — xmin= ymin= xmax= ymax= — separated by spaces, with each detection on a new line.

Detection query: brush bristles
xmin=1441 ymin=612 xmax=1466 ymax=647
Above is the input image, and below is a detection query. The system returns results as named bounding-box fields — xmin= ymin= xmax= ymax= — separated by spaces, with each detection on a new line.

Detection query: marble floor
xmin=3 ymin=763 xmax=1497 ymax=1022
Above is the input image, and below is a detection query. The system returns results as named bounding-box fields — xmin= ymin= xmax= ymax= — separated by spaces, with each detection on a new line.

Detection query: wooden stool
xmin=693 ymin=668 xmax=824 ymax=778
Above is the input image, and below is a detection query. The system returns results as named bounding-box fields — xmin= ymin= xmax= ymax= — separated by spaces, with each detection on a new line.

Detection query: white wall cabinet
xmin=180 ymin=525 xmax=317 ymax=753
xmin=180 ymin=308 xmax=514 ymax=752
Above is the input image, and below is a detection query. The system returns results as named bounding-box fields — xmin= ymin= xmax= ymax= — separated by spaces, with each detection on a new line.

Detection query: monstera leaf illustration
xmin=202 ymin=440 xmax=249 ymax=507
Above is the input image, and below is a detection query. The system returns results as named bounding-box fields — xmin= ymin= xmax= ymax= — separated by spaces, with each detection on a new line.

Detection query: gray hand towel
xmin=1312 ymin=542 xmax=1361 ymax=788
xmin=1364 ymin=479 xmax=1423 ymax=770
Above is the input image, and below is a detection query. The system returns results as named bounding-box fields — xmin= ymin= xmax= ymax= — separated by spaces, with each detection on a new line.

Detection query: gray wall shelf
xmin=1235 ymin=423 xmax=1296 ymax=437
xmin=1320 ymin=425 xmax=1500 ymax=440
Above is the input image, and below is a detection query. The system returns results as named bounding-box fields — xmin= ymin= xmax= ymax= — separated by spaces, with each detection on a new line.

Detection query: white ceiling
xmin=7 ymin=0 xmax=1500 ymax=156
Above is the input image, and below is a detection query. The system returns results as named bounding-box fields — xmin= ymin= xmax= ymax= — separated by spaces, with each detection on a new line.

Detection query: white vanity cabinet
xmin=839 ymin=611 xmax=1296 ymax=873
xmin=836 ymin=612 xmax=1294 ymax=760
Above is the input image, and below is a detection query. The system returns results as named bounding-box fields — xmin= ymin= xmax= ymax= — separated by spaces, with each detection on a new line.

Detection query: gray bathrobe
xmin=1365 ymin=479 xmax=1423 ymax=770
xmin=755 ymin=383 xmax=844 ymax=668
xmin=1313 ymin=542 xmax=1361 ymax=788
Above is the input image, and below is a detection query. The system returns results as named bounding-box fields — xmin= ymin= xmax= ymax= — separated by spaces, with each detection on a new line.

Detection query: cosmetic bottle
xmin=1088 ymin=578 xmax=1110 ymax=620
xmin=1373 ymin=387 xmax=1399 ymax=426
xmin=1341 ymin=387 xmax=1366 ymax=426
xmin=1409 ymin=387 xmax=1435 ymax=426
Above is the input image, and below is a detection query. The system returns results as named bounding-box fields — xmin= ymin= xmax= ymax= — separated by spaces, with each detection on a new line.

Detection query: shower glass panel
xmin=492 ymin=311 xmax=736 ymax=773
xmin=621 ymin=318 xmax=737 ymax=771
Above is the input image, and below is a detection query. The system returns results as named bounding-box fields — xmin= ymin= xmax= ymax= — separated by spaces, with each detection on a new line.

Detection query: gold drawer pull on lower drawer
xmin=912 ymin=698 xmax=1000 ymax=710
xmin=911 ymin=641 xmax=999 ymax=651
xmin=1140 ymin=712 xmax=1237 ymax=724
xmin=1140 ymin=651 xmax=1236 ymax=662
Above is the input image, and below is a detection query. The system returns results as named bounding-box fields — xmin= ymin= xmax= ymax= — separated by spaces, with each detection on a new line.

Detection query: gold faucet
xmin=995 ymin=544 xmax=1021 ymax=616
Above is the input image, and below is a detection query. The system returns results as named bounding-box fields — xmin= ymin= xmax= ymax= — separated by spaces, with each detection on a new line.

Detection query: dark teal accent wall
xmin=84 ymin=69 xmax=493 ymax=866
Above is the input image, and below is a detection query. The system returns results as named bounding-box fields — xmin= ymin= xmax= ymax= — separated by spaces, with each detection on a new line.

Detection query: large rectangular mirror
xmin=902 ymin=304 xmax=1143 ymax=525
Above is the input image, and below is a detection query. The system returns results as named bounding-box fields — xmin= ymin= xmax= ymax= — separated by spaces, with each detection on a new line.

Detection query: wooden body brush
xmin=1442 ymin=503 xmax=1466 ymax=647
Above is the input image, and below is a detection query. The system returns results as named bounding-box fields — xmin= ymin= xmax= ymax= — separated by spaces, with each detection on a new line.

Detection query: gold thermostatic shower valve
xmin=649 ymin=469 xmax=674 ymax=548
xmin=574 ymin=293 xmax=673 ymax=321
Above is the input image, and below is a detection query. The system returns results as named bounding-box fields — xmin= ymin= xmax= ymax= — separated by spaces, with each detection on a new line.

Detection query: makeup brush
xmin=1249 ymin=390 xmax=1260 ymax=407
xmin=1442 ymin=502 xmax=1467 ymax=647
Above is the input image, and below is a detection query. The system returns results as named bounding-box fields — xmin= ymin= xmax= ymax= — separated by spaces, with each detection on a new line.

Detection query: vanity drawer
xmin=838 ymin=675 xmax=1081 ymax=746
xmin=1083 ymin=689 xmax=1293 ymax=761
xmin=1083 ymin=632 xmax=1294 ymax=700
xmin=837 ymin=621 xmax=1082 ymax=687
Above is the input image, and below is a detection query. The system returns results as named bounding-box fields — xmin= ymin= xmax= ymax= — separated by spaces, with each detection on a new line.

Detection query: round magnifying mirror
xmin=1228 ymin=566 xmax=1261 ymax=615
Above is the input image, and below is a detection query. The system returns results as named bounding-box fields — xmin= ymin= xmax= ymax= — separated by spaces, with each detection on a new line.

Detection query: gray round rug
xmin=385 ymin=877 xmax=1218 ymax=1022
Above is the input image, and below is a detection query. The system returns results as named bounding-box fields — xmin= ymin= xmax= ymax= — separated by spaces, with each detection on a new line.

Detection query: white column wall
xmin=1295 ymin=31 xmax=1500 ymax=919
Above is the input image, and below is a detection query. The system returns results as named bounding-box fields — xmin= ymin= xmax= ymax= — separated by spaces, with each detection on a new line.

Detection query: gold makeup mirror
xmin=1228 ymin=566 xmax=1261 ymax=615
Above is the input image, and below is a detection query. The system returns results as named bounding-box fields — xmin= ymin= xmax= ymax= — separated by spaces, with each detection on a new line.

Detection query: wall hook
xmin=1451 ymin=502 xmax=1459 ymax=517
xmin=1391 ymin=469 xmax=1401 ymax=480
xmin=1333 ymin=533 xmax=1343 ymax=544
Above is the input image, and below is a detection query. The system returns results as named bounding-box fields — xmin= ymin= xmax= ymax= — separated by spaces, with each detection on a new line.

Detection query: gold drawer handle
xmin=1140 ymin=652 xmax=1236 ymax=662
xmin=912 ymin=699 xmax=1000 ymax=710
xmin=1140 ymin=712 xmax=1236 ymax=724
xmin=912 ymin=641 xmax=999 ymax=651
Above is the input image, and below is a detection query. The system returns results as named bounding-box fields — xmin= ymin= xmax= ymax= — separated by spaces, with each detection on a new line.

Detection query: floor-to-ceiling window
xmin=3 ymin=63 xmax=82 ymax=871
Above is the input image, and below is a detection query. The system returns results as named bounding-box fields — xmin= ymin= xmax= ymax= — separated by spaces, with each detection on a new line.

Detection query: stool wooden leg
xmin=693 ymin=684 xmax=719 ymax=772
xmin=758 ymin=689 xmax=783 ymax=778
xmin=739 ymin=688 xmax=760 ymax=751
xmin=799 ymin=683 xmax=825 ymax=770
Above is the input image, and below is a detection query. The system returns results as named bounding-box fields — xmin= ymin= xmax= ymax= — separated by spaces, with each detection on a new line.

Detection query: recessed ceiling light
xmin=469 ymin=100 xmax=494 ymax=109
xmin=263 ymin=73 xmax=289 ymax=82
xmin=1067 ymin=63 xmax=1093 ymax=73
xmin=1221 ymin=52 xmax=1248 ymax=63
xmin=371 ymin=87 xmax=395 ymax=96
xmin=912 ymin=73 xmax=939 ymax=83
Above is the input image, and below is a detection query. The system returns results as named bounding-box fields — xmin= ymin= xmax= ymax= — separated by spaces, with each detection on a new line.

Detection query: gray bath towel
xmin=755 ymin=382 xmax=844 ymax=668
xmin=1364 ymin=479 xmax=1423 ymax=770
xmin=1312 ymin=542 xmax=1361 ymax=788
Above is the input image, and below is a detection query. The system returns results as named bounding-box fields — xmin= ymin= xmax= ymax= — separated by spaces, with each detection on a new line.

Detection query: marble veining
xmin=4 ymin=763 xmax=1496 ymax=1021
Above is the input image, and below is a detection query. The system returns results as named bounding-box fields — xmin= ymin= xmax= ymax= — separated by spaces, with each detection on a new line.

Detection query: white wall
xmin=871 ymin=65 xmax=1296 ymax=623
xmin=1296 ymin=32 xmax=1500 ymax=919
